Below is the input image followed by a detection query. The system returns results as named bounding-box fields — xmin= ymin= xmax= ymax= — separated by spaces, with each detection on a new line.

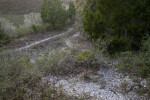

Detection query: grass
xmin=0 ymin=13 xmax=43 ymax=39
xmin=0 ymin=0 xmax=43 ymax=14
xmin=35 ymin=47 xmax=100 ymax=77
xmin=0 ymin=52 xmax=40 ymax=99
xmin=0 ymin=0 xmax=44 ymax=39
xmin=0 ymin=51 xmax=87 ymax=100
xmin=113 ymin=37 xmax=150 ymax=95
xmin=117 ymin=51 xmax=150 ymax=78
xmin=0 ymin=13 xmax=24 ymax=26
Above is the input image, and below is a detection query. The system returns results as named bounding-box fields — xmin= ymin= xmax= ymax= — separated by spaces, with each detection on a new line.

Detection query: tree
xmin=41 ymin=0 xmax=67 ymax=29
xmin=83 ymin=0 xmax=150 ymax=54
xmin=67 ymin=1 xmax=76 ymax=20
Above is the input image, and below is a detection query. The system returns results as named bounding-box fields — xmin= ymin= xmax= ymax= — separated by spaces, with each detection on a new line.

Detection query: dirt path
xmin=0 ymin=27 xmax=74 ymax=55
xmin=15 ymin=28 xmax=73 ymax=51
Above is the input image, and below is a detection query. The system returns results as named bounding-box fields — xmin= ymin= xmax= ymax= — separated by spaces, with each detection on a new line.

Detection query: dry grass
xmin=0 ymin=51 xmax=84 ymax=100
xmin=0 ymin=0 xmax=75 ymax=14
xmin=0 ymin=0 xmax=43 ymax=14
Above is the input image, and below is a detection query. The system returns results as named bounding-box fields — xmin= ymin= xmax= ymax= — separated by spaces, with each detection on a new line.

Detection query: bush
xmin=0 ymin=23 xmax=10 ymax=47
xmin=83 ymin=0 xmax=150 ymax=54
xmin=67 ymin=1 xmax=76 ymax=20
xmin=41 ymin=0 xmax=68 ymax=29
xmin=35 ymin=48 xmax=99 ymax=76
xmin=0 ymin=53 xmax=78 ymax=100
xmin=35 ymin=49 xmax=77 ymax=75
xmin=0 ymin=53 xmax=40 ymax=99
xmin=19 ymin=13 xmax=42 ymax=31
xmin=117 ymin=38 xmax=150 ymax=78
xmin=117 ymin=52 xmax=150 ymax=78
xmin=76 ymin=50 xmax=94 ymax=61
xmin=31 ymin=24 xmax=42 ymax=33
xmin=0 ymin=18 xmax=17 ymax=38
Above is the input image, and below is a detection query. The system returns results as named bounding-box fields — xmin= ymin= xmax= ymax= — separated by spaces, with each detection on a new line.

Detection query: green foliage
xmin=76 ymin=50 xmax=94 ymax=61
xmin=41 ymin=0 xmax=68 ymax=29
xmin=35 ymin=48 xmax=99 ymax=76
xmin=117 ymin=51 xmax=150 ymax=78
xmin=142 ymin=36 xmax=150 ymax=53
xmin=117 ymin=38 xmax=150 ymax=78
xmin=0 ymin=53 xmax=79 ymax=100
xmin=35 ymin=50 xmax=77 ymax=75
xmin=0 ymin=23 xmax=10 ymax=47
xmin=121 ymin=82 xmax=127 ymax=93
xmin=31 ymin=24 xmax=42 ymax=33
xmin=83 ymin=0 xmax=150 ymax=54
xmin=68 ymin=2 xmax=76 ymax=20
xmin=0 ymin=53 xmax=39 ymax=99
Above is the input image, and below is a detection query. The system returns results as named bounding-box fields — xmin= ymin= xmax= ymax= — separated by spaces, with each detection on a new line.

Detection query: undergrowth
xmin=35 ymin=48 xmax=100 ymax=76
xmin=115 ymin=37 xmax=150 ymax=95
xmin=0 ymin=52 xmax=84 ymax=100
xmin=117 ymin=37 xmax=150 ymax=78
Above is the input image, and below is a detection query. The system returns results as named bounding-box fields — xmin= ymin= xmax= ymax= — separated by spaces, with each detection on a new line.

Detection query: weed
xmin=93 ymin=72 xmax=99 ymax=75
xmin=31 ymin=24 xmax=42 ymax=33
xmin=120 ymin=82 xmax=127 ymax=93
xmin=76 ymin=50 xmax=94 ymax=61
xmin=93 ymin=79 xmax=98 ymax=83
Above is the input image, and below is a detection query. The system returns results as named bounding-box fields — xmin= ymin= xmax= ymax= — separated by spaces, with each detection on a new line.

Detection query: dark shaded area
xmin=83 ymin=0 xmax=150 ymax=54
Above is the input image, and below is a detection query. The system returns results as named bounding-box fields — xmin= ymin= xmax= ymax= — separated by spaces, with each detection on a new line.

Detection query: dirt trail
xmin=15 ymin=28 xmax=73 ymax=51
xmin=0 ymin=27 xmax=74 ymax=54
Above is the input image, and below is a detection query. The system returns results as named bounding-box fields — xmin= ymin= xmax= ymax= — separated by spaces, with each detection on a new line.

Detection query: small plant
xmin=31 ymin=24 xmax=42 ymax=33
xmin=93 ymin=72 xmax=99 ymax=75
xmin=136 ymin=88 xmax=147 ymax=94
xmin=121 ymin=82 xmax=127 ymax=93
xmin=76 ymin=50 xmax=94 ymax=61
xmin=93 ymin=79 xmax=98 ymax=83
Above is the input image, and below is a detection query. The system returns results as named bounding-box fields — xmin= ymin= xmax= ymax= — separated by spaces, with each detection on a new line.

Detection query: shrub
xmin=0 ymin=18 xmax=17 ymax=38
xmin=117 ymin=38 xmax=150 ymax=78
xmin=76 ymin=50 xmax=94 ymax=61
xmin=0 ymin=23 xmax=10 ymax=47
xmin=142 ymin=36 xmax=150 ymax=52
xmin=41 ymin=0 xmax=68 ymax=29
xmin=31 ymin=24 xmax=42 ymax=33
xmin=117 ymin=51 xmax=150 ymax=78
xmin=0 ymin=13 xmax=43 ymax=38
xmin=19 ymin=13 xmax=42 ymax=30
xmin=35 ymin=48 xmax=99 ymax=76
xmin=35 ymin=49 xmax=77 ymax=75
xmin=0 ymin=53 xmax=40 ymax=99
xmin=0 ymin=53 xmax=78 ymax=100
xmin=67 ymin=1 xmax=76 ymax=20
xmin=83 ymin=0 xmax=150 ymax=54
